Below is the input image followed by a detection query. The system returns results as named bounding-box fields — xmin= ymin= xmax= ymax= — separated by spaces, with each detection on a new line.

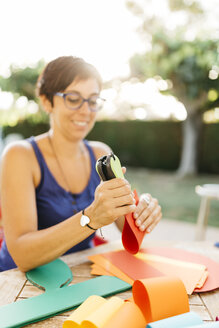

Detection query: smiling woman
xmin=0 ymin=55 xmax=162 ymax=272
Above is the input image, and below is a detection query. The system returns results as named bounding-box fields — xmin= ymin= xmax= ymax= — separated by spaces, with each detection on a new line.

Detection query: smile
xmin=73 ymin=121 xmax=88 ymax=126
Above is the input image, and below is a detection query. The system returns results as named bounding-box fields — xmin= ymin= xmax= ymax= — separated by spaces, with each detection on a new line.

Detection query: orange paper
xmin=141 ymin=247 xmax=219 ymax=292
xmin=133 ymin=276 xmax=190 ymax=323
xmin=88 ymin=254 xmax=134 ymax=285
xmin=136 ymin=253 xmax=207 ymax=294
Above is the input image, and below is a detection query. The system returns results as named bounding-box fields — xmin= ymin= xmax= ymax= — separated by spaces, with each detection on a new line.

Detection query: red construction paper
xmin=141 ymin=247 xmax=219 ymax=292
xmin=132 ymin=277 xmax=189 ymax=323
xmin=102 ymin=250 xmax=164 ymax=281
xmin=122 ymin=189 xmax=146 ymax=254
xmin=88 ymin=254 xmax=134 ymax=285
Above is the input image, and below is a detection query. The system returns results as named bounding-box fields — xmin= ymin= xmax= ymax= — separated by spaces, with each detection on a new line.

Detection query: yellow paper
xmin=63 ymin=295 xmax=106 ymax=328
xmin=81 ymin=296 xmax=124 ymax=328
xmin=136 ymin=253 xmax=207 ymax=294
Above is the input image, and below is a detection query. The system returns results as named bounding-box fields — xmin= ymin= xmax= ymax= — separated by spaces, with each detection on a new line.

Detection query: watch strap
xmin=82 ymin=210 xmax=97 ymax=231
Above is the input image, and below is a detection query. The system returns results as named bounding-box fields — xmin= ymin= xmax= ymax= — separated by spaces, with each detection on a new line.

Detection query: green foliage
xmin=2 ymin=119 xmax=219 ymax=173
xmin=130 ymin=36 xmax=219 ymax=110
xmin=88 ymin=120 xmax=182 ymax=170
xmin=2 ymin=113 xmax=49 ymax=139
xmin=168 ymin=0 xmax=203 ymax=14
xmin=0 ymin=60 xmax=45 ymax=101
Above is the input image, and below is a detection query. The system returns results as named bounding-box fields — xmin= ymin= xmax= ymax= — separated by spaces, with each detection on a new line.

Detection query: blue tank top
xmin=0 ymin=137 xmax=101 ymax=271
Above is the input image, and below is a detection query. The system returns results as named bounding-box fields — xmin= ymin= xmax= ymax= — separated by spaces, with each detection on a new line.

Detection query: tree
xmin=127 ymin=0 xmax=219 ymax=175
xmin=0 ymin=60 xmax=45 ymax=102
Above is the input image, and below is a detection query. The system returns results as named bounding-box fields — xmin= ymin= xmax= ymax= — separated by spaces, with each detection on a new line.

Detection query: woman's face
xmin=51 ymin=77 xmax=100 ymax=141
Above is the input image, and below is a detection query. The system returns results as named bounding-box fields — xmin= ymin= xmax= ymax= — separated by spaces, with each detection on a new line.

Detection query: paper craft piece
xmin=103 ymin=300 xmax=147 ymax=328
xmin=0 ymin=275 xmax=131 ymax=328
xmin=133 ymin=276 xmax=189 ymax=323
xmin=63 ymin=295 xmax=106 ymax=327
xmin=102 ymin=250 xmax=165 ymax=281
xmin=136 ymin=253 xmax=207 ymax=294
xmin=89 ymin=254 xmax=134 ymax=285
xmin=26 ymin=258 xmax=73 ymax=291
xmin=122 ymin=189 xmax=146 ymax=254
xmin=63 ymin=295 xmax=124 ymax=328
xmin=141 ymin=247 xmax=219 ymax=292
xmin=146 ymin=311 xmax=203 ymax=327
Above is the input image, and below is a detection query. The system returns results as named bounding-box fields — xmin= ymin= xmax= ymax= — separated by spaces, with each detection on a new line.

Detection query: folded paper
xmin=64 ymin=276 xmax=190 ymax=328
xmin=133 ymin=276 xmax=189 ymax=322
xmin=122 ymin=190 xmax=146 ymax=254
xmin=100 ymin=300 xmax=147 ymax=328
xmin=63 ymin=295 xmax=124 ymax=328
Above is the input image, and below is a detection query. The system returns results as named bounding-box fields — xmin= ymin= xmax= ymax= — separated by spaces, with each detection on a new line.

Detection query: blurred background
xmin=0 ymin=0 xmax=218 ymax=241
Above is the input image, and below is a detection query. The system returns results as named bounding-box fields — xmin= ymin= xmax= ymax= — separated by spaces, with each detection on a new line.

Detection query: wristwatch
xmin=80 ymin=210 xmax=97 ymax=231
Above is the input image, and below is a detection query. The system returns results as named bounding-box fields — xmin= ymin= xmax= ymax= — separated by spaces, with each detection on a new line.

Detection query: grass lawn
xmin=125 ymin=168 xmax=219 ymax=228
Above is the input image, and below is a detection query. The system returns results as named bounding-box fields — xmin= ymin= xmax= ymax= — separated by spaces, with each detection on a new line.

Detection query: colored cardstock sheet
xmin=146 ymin=311 xmax=203 ymax=328
xmin=141 ymin=247 xmax=219 ymax=292
xmin=63 ymin=296 xmax=147 ymax=328
xmin=103 ymin=300 xmax=147 ymax=328
xmin=133 ymin=277 xmax=190 ymax=323
xmin=0 ymin=275 xmax=131 ymax=328
xmin=91 ymin=249 xmax=212 ymax=294
xmin=135 ymin=253 xmax=207 ymax=294
xmin=64 ymin=276 xmax=190 ymax=328
xmin=102 ymin=250 xmax=164 ymax=281
xmin=89 ymin=254 xmax=134 ymax=285
xmin=122 ymin=190 xmax=146 ymax=254
xmin=63 ymin=295 xmax=124 ymax=328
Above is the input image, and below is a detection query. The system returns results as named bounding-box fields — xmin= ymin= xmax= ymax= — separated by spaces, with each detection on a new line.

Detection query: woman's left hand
xmin=133 ymin=193 xmax=162 ymax=233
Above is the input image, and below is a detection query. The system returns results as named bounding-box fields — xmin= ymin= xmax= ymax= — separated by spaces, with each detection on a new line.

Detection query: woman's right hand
xmin=86 ymin=178 xmax=136 ymax=229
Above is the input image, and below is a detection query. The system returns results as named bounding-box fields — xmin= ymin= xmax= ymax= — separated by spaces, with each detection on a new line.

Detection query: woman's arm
xmin=0 ymin=141 xmax=135 ymax=272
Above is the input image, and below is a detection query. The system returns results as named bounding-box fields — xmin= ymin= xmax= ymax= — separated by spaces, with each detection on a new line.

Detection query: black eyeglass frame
xmin=55 ymin=92 xmax=105 ymax=112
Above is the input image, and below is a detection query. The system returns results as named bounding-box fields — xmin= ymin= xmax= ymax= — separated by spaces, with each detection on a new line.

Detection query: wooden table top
xmin=0 ymin=240 xmax=218 ymax=327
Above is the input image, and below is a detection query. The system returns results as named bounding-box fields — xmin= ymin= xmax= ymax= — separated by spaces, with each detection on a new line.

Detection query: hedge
xmin=2 ymin=120 xmax=219 ymax=173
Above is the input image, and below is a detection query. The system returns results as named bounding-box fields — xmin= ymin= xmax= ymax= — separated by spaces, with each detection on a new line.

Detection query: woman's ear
xmin=39 ymin=95 xmax=53 ymax=114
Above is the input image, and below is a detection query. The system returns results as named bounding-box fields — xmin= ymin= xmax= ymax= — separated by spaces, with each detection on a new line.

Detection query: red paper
xmin=102 ymin=250 xmax=164 ymax=281
xmin=122 ymin=190 xmax=146 ymax=254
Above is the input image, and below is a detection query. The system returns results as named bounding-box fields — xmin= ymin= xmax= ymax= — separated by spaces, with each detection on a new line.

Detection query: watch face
xmin=80 ymin=214 xmax=90 ymax=227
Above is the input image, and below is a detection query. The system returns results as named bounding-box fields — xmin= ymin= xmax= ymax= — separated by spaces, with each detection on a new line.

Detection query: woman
xmin=0 ymin=56 xmax=162 ymax=272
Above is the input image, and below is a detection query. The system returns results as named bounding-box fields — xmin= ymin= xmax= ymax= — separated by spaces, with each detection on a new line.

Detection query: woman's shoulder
xmin=1 ymin=139 xmax=34 ymax=167
xmin=87 ymin=140 xmax=112 ymax=159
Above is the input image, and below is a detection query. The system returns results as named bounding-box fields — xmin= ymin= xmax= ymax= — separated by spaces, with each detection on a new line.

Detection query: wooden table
xmin=0 ymin=240 xmax=218 ymax=327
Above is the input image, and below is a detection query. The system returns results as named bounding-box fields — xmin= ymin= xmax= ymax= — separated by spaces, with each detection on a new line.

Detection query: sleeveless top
xmin=0 ymin=137 xmax=101 ymax=271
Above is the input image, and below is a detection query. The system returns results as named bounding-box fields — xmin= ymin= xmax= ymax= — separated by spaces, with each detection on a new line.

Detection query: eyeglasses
xmin=55 ymin=92 xmax=105 ymax=112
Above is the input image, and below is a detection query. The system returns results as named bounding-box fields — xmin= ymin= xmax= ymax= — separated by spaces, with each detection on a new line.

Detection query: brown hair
xmin=36 ymin=56 xmax=102 ymax=106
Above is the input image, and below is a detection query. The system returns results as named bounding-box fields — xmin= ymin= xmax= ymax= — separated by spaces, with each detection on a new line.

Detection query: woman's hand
xmin=133 ymin=193 xmax=162 ymax=233
xmin=86 ymin=178 xmax=136 ymax=229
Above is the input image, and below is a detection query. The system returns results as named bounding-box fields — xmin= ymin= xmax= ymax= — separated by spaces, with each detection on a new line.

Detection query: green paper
xmin=26 ymin=258 xmax=73 ymax=291
xmin=110 ymin=155 xmax=124 ymax=179
xmin=0 ymin=275 xmax=131 ymax=328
